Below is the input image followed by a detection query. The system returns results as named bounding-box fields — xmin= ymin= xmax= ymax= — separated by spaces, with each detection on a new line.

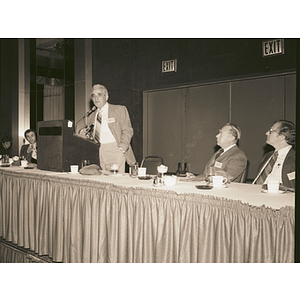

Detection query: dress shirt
xmin=96 ymin=103 xmax=116 ymax=144
xmin=221 ymin=144 xmax=236 ymax=155
xmin=265 ymin=145 xmax=292 ymax=184
xmin=27 ymin=142 xmax=37 ymax=160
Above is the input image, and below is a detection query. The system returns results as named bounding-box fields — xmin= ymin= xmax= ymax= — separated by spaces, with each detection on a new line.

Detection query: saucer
xmin=261 ymin=189 xmax=286 ymax=194
xmin=213 ymin=185 xmax=228 ymax=189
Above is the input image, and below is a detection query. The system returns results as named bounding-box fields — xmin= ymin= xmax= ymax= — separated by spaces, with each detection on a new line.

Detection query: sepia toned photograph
xmin=0 ymin=2 xmax=298 ymax=300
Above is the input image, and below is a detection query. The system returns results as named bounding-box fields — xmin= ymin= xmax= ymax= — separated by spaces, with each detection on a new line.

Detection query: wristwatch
xmin=119 ymin=148 xmax=126 ymax=154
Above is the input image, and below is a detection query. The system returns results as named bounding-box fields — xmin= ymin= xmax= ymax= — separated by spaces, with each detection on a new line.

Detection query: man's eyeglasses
xmin=268 ymin=128 xmax=278 ymax=134
xmin=91 ymin=92 xmax=104 ymax=99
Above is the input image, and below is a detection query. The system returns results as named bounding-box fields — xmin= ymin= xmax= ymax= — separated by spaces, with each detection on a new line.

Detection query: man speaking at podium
xmin=78 ymin=84 xmax=136 ymax=173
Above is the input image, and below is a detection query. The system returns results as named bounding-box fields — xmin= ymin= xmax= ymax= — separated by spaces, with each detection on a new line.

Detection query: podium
xmin=37 ymin=119 xmax=100 ymax=172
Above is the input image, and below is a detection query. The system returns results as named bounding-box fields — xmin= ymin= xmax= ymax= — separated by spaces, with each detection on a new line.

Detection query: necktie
xmin=206 ymin=149 xmax=224 ymax=178
xmin=94 ymin=111 xmax=102 ymax=143
xmin=253 ymin=151 xmax=278 ymax=184
xmin=209 ymin=148 xmax=224 ymax=168
xmin=214 ymin=148 xmax=224 ymax=160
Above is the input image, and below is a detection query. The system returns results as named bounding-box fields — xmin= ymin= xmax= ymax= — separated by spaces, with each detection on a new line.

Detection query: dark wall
xmin=92 ymin=39 xmax=143 ymax=162
xmin=0 ymin=39 xmax=18 ymax=142
xmin=92 ymin=38 xmax=297 ymax=164
xmin=135 ymin=38 xmax=296 ymax=89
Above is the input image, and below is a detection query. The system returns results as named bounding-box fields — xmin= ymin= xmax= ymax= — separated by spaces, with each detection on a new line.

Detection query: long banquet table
xmin=0 ymin=166 xmax=295 ymax=263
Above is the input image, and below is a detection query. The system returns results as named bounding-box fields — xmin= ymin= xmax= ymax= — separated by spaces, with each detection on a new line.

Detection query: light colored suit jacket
xmin=203 ymin=145 xmax=248 ymax=182
xmin=85 ymin=103 xmax=136 ymax=165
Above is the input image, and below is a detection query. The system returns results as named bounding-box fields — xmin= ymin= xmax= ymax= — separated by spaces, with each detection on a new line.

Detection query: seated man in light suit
xmin=252 ymin=120 xmax=295 ymax=190
xmin=79 ymin=84 xmax=136 ymax=173
xmin=183 ymin=123 xmax=248 ymax=183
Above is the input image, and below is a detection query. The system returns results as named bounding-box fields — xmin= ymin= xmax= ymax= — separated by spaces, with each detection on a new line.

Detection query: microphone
xmin=75 ymin=106 xmax=97 ymax=134
xmin=84 ymin=106 xmax=97 ymax=116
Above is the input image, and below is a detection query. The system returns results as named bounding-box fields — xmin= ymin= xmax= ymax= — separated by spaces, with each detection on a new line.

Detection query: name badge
xmin=107 ymin=117 xmax=115 ymax=123
xmin=214 ymin=161 xmax=223 ymax=169
xmin=287 ymin=171 xmax=295 ymax=181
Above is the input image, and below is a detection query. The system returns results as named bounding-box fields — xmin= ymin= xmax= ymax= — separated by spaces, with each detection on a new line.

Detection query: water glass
xmin=129 ymin=162 xmax=139 ymax=177
xmin=81 ymin=159 xmax=90 ymax=168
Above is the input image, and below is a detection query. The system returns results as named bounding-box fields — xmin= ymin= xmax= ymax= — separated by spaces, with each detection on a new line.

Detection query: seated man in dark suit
xmin=183 ymin=123 xmax=248 ymax=183
xmin=252 ymin=120 xmax=295 ymax=190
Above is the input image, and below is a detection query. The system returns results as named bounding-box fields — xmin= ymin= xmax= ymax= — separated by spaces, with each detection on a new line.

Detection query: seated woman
xmin=20 ymin=129 xmax=37 ymax=166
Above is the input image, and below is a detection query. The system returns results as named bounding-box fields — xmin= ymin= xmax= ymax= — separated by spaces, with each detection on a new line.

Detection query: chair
xmin=140 ymin=156 xmax=164 ymax=175
xmin=240 ymin=160 xmax=250 ymax=183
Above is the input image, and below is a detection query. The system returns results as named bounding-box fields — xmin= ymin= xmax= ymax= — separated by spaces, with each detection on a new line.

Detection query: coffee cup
xmin=21 ymin=160 xmax=28 ymax=167
xmin=267 ymin=180 xmax=279 ymax=193
xmin=164 ymin=175 xmax=177 ymax=186
xmin=212 ymin=175 xmax=227 ymax=188
xmin=70 ymin=165 xmax=79 ymax=173
xmin=138 ymin=167 xmax=146 ymax=176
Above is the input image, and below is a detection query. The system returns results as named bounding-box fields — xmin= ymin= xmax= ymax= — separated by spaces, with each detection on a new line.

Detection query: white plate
xmin=261 ymin=189 xmax=286 ymax=194
xmin=68 ymin=172 xmax=79 ymax=175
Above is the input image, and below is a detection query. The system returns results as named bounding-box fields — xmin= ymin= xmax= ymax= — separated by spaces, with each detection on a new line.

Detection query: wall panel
xmin=144 ymin=89 xmax=184 ymax=172
xmin=144 ymin=73 xmax=295 ymax=180
xmin=231 ymin=76 xmax=285 ymax=179
xmin=285 ymin=74 xmax=296 ymax=123
xmin=185 ymin=83 xmax=230 ymax=174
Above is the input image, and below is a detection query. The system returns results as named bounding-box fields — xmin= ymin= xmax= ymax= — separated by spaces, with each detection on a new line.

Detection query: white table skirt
xmin=0 ymin=166 xmax=295 ymax=263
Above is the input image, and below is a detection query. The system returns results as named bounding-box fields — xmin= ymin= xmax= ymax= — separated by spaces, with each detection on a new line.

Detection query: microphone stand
xmin=75 ymin=107 xmax=96 ymax=134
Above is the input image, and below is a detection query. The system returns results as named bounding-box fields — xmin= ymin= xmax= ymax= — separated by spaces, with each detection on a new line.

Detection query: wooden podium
xmin=37 ymin=119 xmax=100 ymax=172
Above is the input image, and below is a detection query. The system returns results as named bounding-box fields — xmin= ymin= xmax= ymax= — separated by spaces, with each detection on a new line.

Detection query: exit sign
xmin=162 ymin=59 xmax=177 ymax=73
xmin=262 ymin=39 xmax=284 ymax=57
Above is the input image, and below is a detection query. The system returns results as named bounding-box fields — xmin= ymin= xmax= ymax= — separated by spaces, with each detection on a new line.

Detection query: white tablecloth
xmin=4 ymin=166 xmax=294 ymax=210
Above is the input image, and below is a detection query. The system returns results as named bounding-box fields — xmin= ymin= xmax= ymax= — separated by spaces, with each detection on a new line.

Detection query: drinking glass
xmin=81 ymin=159 xmax=90 ymax=168
xmin=130 ymin=162 xmax=139 ymax=177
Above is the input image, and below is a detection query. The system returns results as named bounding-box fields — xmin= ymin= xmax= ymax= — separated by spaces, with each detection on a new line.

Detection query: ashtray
xmin=177 ymin=173 xmax=187 ymax=177
xmin=195 ymin=185 xmax=213 ymax=190
xmin=0 ymin=164 xmax=10 ymax=167
xmin=138 ymin=175 xmax=152 ymax=180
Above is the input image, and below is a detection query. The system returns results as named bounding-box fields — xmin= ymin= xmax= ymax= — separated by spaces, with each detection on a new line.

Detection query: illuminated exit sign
xmin=162 ymin=59 xmax=177 ymax=73
xmin=262 ymin=39 xmax=284 ymax=57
